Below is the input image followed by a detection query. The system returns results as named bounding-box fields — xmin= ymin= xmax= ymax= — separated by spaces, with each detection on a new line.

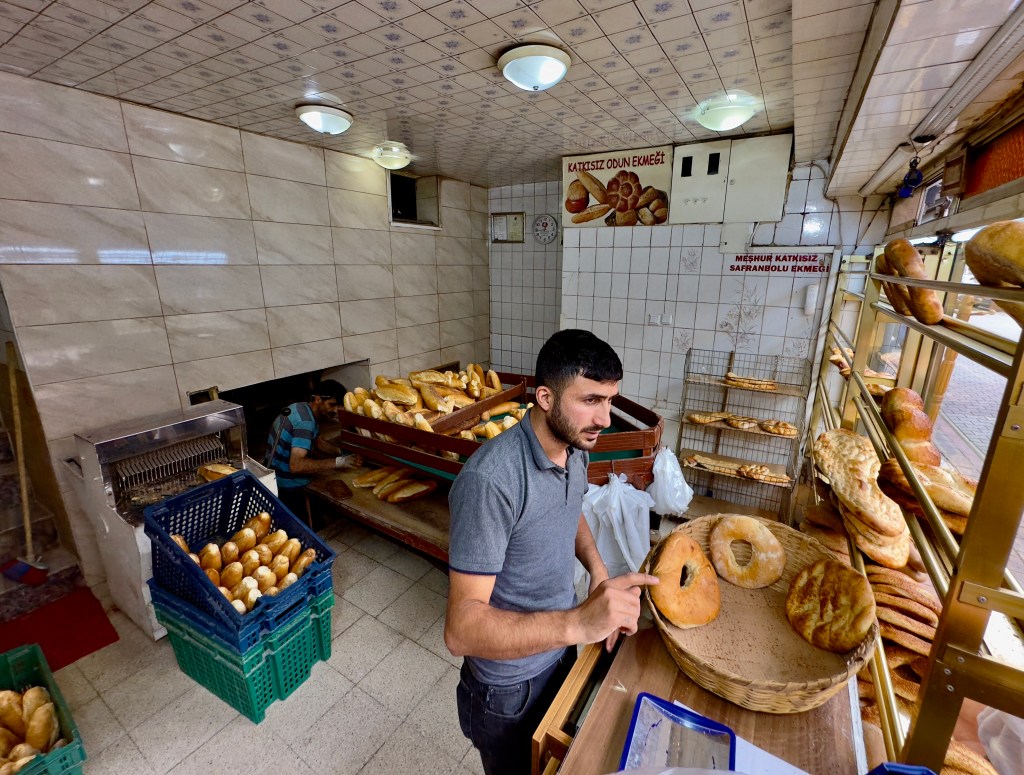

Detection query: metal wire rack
xmin=676 ymin=349 xmax=811 ymax=521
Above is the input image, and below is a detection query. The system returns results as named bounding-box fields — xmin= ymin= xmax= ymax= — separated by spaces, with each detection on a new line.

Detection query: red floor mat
xmin=0 ymin=587 xmax=119 ymax=671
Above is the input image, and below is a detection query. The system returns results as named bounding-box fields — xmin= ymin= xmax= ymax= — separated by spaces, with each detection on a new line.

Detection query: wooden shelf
xmin=683 ymin=416 xmax=799 ymax=440
xmin=678 ymin=448 xmax=793 ymax=489
xmin=685 ymin=374 xmax=806 ymax=398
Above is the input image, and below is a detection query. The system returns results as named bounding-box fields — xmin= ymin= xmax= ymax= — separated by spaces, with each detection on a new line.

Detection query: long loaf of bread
xmin=878 ymin=458 xmax=976 ymax=517
xmin=883 ymin=239 xmax=944 ymax=324
xmin=965 ymin=220 xmax=1024 ymax=327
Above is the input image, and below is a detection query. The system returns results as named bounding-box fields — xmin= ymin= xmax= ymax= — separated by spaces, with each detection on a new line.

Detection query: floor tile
xmin=295 ymin=686 xmax=402 ymax=774
xmin=416 ymin=613 xmax=460 ymax=667
xmin=356 ymin=723 xmax=468 ymax=775
xmin=261 ymin=660 xmax=353 ymax=746
xmin=406 ymin=665 xmax=473 ymax=763
xmin=74 ymin=696 xmax=125 ymax=758
xmin=377 ymin=583 xmax=447 ymax=640
xmin=75 ymin=620 xmax=168 ymax=693
xmin=332 ymin=547 xmax=380 ymax=594
xmin=165 ymin=714 xmax=290 ymax=775
xmin=331 ymin=594 xmax=366 ymax=639
xmin=101 ymin=645 xmax=196 ymax=730
xmin=53 ymin=663 xmax=98 ymax=711
xmin=381 ymin=545 xmax=434 ymax=580
xmin=342 ymin=563 xmax=414 ymax=616
xmin=128 ymin=685 xmax=238 ymax=773
xmin=421 ymin=566 xmax=450 ymax=596
xmin=327 ymin=615 xmax=404 ymax=682
xmin=329 ymin=518 xmax=373 ymax=547
xmin=82 ymin=732 xmax=155 ymax=774
xmin=350 ymin=532 xmax=402 ymax=563
xmin=358 ymin=638 xmax=450 ymax=717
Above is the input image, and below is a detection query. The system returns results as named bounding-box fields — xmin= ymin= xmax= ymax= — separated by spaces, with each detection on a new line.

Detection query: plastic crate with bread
xmin=329 ymin=366 xmax=662 ymax=491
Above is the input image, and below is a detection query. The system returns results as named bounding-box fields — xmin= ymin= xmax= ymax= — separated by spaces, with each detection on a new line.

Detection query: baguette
xmin=486 ymin=370 xmax=501 ymax=391
xmin=880 ymin=388 xmax=941 ymax=466
xmin=571 ymin=204 xmax=611 ymax=224
xmin=481 ymin=401 xmax=520 ymax=420
xmin=387 ymin=480 xmax=438 ymax=503
xmin=372 ymin=468 xmax=413 ymax=495
xmin=409 ymin=370 xmax=448 ymax=384
xmin=376 ymin=479 xmax=412 ymax=500
xmin=575 ymin=169 xmax=608 ymax=204
xmin=875 ymin=253 xmax=915 ymax=317
xmin=374 ymin=382 xmax=419 ymax=405
xmin=352 ymin=466 xmax=399 ymax=488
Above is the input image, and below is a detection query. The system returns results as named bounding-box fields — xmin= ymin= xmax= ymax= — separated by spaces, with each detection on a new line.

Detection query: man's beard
xmin=547 ymin=395 xmax=604 ymax=451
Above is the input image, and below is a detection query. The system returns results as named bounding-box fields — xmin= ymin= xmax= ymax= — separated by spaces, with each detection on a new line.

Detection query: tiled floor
xmin=54 ymin=518 xmax=484 ymax=775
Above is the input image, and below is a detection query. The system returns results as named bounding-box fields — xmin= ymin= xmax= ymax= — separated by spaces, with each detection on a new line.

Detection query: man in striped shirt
xmin=265 ymin=379 xmax=361 ymax=516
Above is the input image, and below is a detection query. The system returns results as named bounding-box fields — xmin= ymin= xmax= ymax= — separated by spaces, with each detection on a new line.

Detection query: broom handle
xmin=6 ymin=341 xmax=32 ymax=560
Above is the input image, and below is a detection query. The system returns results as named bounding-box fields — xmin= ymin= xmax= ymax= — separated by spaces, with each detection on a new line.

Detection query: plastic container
xmin=153 ymin=589 xmax=334 ymax=723
xmin=144 ymin=470 xmax=335 ymax=650
xmin=866 ymin=765 xmax=937 ymax=774
xmin=0 ymin=643 xmax=87 ymax=775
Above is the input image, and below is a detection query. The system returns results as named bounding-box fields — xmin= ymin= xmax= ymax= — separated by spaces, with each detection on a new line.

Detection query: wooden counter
xmin=305 ymin=468 xmax=451 ymax=562
xmin=558 ymin=627 xmax=861 ymax=774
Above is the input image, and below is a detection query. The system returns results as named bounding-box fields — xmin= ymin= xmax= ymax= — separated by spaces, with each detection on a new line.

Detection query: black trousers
xmin=457 ymin=649 xmax=577 ymax=775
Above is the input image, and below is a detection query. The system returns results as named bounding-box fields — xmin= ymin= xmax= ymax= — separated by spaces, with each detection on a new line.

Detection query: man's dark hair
xmin=312 ymin=379 xmax=346 ymax=402
xmin=535 ymin=329 xmax=623 ymax=394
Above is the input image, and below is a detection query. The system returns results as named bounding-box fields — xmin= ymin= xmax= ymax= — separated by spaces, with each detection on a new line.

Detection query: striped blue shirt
xmin=264 ymin=402 xmax=318 ymax=489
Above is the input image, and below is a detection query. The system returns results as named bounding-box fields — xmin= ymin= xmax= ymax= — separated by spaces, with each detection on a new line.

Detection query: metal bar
xmin=867 ymin=271 xmax=1024 ymax=303
xmin=959 ymin=581 xmax=1024 ymax=620
xmin=943 ymin=317 xmax=1017 ymax=356
xmin=851 ymin=547 xmax=904 ymax=759
xmin=828 ymin=321 xmax=857 ymax=357
xmin=871 ymin=302 xmax=1013 ymax=376
xmin=938 ymin=646 xmax=1024 ymax=713
xmin=815 ymin=378 xmax=839 ymax=431
xmin=844 ymin=290 xmax=866 ymax=302
xmin=852 ymin=396 xmax=890 ymax=461
xmin=846 ymin=276 xmax=883 ymax=429
xmin=904 ymin=333 xmax=1024 ymax=771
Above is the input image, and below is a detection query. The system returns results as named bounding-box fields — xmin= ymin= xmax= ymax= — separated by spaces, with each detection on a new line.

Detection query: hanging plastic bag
xmin=648 ymin=446 xmax=694 ymax=517
xmin=978 ymin=706 xmax=1024 ymax=775
xmin=583 ymin=473 xmax=655 ymax=578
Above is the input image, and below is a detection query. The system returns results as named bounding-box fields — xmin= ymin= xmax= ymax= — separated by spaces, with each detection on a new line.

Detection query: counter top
xmin=559 ymin=626 xmax=862 ymax=774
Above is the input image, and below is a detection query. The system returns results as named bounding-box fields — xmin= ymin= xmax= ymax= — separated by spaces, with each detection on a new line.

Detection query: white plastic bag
xmin=978 ymin=706 xmax=1024 ymax=775
xmin=648 ymin=446 xmax=694 ymax=517
xmin=583 ymin=473 xmax=655 ymax=578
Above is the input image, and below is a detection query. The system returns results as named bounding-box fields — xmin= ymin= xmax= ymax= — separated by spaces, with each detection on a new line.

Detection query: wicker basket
xmin=643 ymin=514 xmax=877 ymax=714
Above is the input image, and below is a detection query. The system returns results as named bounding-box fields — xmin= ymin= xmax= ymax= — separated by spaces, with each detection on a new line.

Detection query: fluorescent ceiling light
xmin=497 ymin=44 xmax=570 ymax=91
xmin=952 ymin=227 xmax=982 ymax=243
xmin=908 ymin=236 xmax=938 ymax=245
xmin=373 ymin=141 xmax=412 ymax=170
xmin=858 ymin=145 xmax=915 ymax=197
xmin=693 ymin=89 xmax=760 ymax=131
xmin=295 ymin=104 xmax=353 ymax=135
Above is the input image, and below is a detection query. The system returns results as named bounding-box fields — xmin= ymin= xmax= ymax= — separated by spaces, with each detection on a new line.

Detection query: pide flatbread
xmin=814 ymin=429 xmax=905 ymax=537
xmin=725 ymin=415 xmax=758 ymax=430
xmin=686 ymin=411 xmax=731 ymax=425
xmin=759 ymin=419 xmax=798 ymax=437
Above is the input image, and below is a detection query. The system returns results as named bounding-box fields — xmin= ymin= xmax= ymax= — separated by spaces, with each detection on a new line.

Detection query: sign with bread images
xmin=562 ymin=145 xmax=672 ymax=227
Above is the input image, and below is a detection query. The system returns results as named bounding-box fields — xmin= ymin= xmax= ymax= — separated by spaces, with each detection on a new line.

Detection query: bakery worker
xmin=445 ymin=329 xmax=658 ymax=775
xmin=264 ymin=379 xmax=361 ymax=517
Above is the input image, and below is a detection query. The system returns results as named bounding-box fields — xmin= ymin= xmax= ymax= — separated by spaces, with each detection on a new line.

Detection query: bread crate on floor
xmin=152 ymin=585 xmax=334 ymax=723
xmin=0 ymin=643 xmax=87 ymax=775
xmin=144 ymin=470 xmax=335 ymax=651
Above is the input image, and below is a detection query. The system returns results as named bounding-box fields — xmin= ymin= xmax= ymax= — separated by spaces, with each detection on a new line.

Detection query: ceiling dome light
xmin=693 ymin=89 xmax=760 ymax=132
xmin=295 ymin=104 xmax=353 ymax=135
xmin=497 ymin=44 xmax=571 ymax=91
xmin=372 ymin=141 xmax=412 ymax=170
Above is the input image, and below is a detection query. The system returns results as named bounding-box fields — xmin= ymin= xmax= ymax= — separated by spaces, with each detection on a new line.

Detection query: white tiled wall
xmin=561 ymin=162 xmax=889 ymax=447
xmin=0 ymin=70 xmax=488 ymax=591
xmin=487 ymin=182 xmax=562 ymax=373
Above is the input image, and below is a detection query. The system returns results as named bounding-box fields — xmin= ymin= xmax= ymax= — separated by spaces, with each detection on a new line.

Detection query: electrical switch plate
xmin=647 ymin=313 xmax=661 ymax=325
xmin=661 ymin=314 xmax=673 ymax=326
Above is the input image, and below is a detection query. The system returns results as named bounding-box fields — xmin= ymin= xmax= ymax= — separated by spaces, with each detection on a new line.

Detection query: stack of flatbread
xmin=878 ymin=458 xmax=975 ymax=536
xmin=813 ymin=429 xmax=910 ymax=569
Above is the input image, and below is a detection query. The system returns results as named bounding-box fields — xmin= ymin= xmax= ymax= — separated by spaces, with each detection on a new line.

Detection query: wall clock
xmin=533 ymin=214 xmax=559 ymax=245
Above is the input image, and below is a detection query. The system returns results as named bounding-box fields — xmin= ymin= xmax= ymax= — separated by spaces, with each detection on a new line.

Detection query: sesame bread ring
xmin=709 ymin=515 xmax=786 ymax=589
xmin=649 ymin=531 xmax=721 ymax=629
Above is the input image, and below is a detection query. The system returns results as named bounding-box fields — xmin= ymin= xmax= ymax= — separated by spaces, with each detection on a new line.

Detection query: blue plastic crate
xmin=144 ymin=470 xmax=335 ymax=647
xmin=0 ymin=644 xmax=87 ymax=775
xmin=154 ymin=589 xmax=333 ymax=723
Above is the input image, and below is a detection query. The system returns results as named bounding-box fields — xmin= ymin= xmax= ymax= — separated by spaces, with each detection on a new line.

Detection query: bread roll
xmin=965 ymin=220 xmax=1024 ymax=326
xmin=20 ymin=687 xmax=49 ymax=726
xmin=25 ymin=703 xmax=58 ymax=752
xmin=883 ymin=239 xmax=944 ymax=324
xmin=785 ymin=558 xmax=875 ymax=653
xmin=880 ymin=388 xmax=941 ymax=466
xmin=875 ymin=254 xmax=915 ymax=317
xmin=0 ymin=693 xmax=24 ymax=738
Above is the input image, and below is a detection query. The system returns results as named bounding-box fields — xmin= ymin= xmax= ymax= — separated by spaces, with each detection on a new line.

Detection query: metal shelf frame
xmin=814 ymin=252 xmax=1024 ymax=772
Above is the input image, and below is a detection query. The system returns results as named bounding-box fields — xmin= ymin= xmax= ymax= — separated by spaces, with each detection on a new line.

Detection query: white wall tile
xmin=272 ymin=338 xmax=346 ymax=378
xmin=336 ymin=264 xmax=395 ymax=301
xmin=134 ymin=156 xmax=249 ymax=218
xmin=1 ymin=202 xmax=150 ymax=264
xmin=123 ymin=103 xmax=242 ymax=170
xmin=325 ymin=151 xmax=387 ymax=196
xmin=260 ymin=265 xmax=338 ymax=307
xmin=254 ymin=222 xmax=333 ymax=265
xmin=242 ymin=133 xmax=325 ymax=185
xmin=339 ymin=298 xmax=397 ymax=336
xmin=247 ymin=175 xmax=329 ymax=226
xmin=333 ymin=228 xmax=393 ymax=266
xmin=164 ymin=309 xmax=270 ymax=362
xmin=146 ymin=213 xmax=257 ymax=265
xmin=173 ymin=350 xmax=275 ymax=403
xmin=329 ymin=188 xmax=389 ymax=230
xmin=266 ymin=303 xmax=342 ymax=348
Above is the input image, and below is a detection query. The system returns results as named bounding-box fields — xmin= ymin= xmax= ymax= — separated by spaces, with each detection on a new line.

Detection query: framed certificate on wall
xmin=491 ymin=212 xmax=525 ymax=243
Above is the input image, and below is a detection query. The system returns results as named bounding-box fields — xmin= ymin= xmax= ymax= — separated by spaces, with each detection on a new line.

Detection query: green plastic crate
xmin=0 ymin=643 xmax=86 ymax=775
xmin=155 ymin=591 xmax=333 ymax=723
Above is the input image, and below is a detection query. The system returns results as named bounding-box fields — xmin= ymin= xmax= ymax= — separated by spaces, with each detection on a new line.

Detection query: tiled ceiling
xmin=0 ymin=0 xmax=800 ymax=186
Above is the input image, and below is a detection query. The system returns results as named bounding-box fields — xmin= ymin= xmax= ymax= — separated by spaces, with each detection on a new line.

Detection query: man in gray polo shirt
xmin=445 ymin=329 xmax=658 ymax=775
